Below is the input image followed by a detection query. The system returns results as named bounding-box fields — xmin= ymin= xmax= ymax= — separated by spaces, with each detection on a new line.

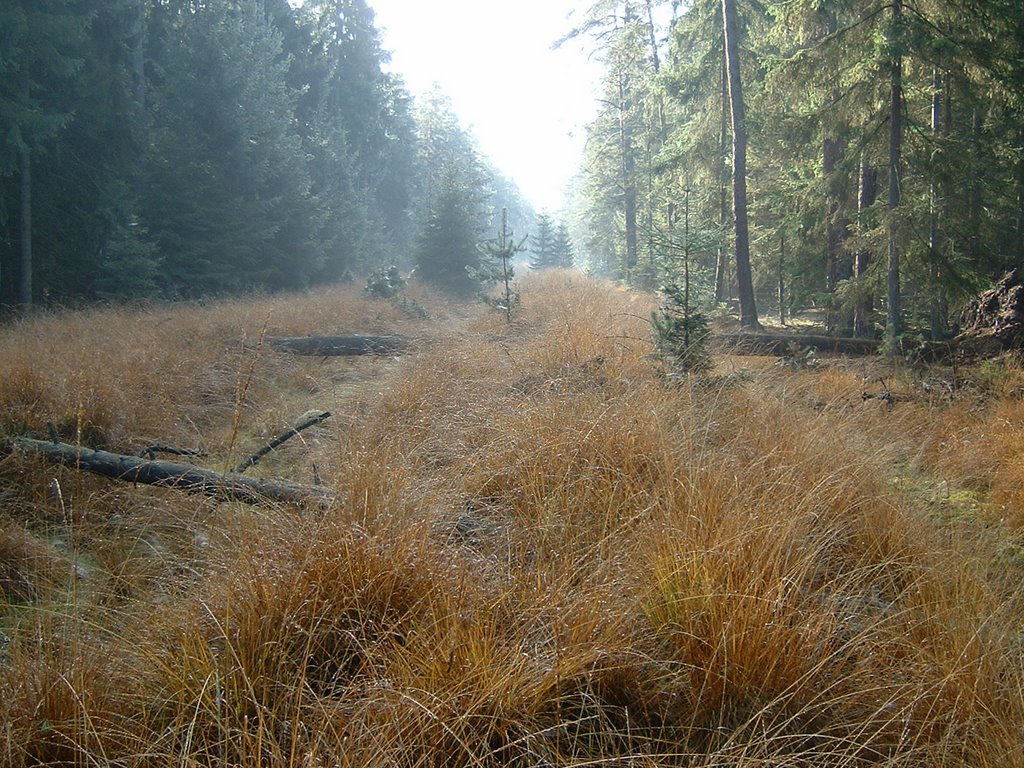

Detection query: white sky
xmin=367 ymin=0 xmax=602 ymax=213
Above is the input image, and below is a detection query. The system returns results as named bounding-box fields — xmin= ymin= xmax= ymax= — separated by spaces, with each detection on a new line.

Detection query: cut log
xmin=9 ymin=437 xmax=332 ymax=510
xmin=270 ymin=335 xmax=409 ymax=356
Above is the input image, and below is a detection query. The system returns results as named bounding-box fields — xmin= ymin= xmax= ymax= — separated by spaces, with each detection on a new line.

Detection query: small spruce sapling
xmin=651 ymin=188 xmax=714 ymax=377
xmin=471 ymin=208 xmax=526 ymax=323
xmin=364 ymin=265 xmax=406 ymax=299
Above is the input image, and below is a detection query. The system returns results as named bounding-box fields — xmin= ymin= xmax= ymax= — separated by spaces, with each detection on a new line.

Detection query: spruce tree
xmin=552 ymin=221 xmax=576 ymax=268
xmin=529 ymin=212 xmax=557 ymax=270
xmin=415 ymin=161 xmax=484 ymax=296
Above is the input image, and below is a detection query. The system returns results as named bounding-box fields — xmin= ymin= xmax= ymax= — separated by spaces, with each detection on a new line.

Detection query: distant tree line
xmin=0 ymin=0 xmax=533 ymax=307
xmin=568 ymin=0 xmax=1024 ymax=341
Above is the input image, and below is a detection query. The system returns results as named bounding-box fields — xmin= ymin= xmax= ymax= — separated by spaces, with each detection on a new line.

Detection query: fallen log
xmin=270 ymin=335 xmax=409 ymax=356
xmin=715 ymin=332 xmax=882 ymax=356
xmin=9 ymin=437 xmax=332 ymax=510
xmin=716 ymin=332 xmax=958 ymax=361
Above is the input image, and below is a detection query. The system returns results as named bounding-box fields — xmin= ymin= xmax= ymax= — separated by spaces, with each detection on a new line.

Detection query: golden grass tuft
xmin=2 ymin=274 xmax=1024 ymax=766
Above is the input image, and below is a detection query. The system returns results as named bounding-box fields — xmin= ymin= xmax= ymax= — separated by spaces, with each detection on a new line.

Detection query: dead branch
xmin=233 ymin=411 xmax=331 ymax=474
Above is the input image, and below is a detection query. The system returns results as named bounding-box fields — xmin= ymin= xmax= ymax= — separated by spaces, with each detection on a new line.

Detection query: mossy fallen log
xmin=269 ymin=335 xmax=409 ymax=356
xmin=9 ymin=437 xmax=332 ymax=510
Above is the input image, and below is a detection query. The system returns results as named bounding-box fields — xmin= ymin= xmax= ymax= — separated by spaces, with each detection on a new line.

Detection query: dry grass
xmin=1 ymin=272 xmax=1023 ymax=766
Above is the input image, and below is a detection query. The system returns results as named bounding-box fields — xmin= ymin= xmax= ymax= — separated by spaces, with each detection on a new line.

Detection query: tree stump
xmin=956 ymin=269 xmax=1024 ymax=358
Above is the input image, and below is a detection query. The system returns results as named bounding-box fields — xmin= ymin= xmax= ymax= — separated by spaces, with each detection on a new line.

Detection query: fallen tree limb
xmin=10 ymin=438 xmax=332 ymax=510
xmin=269 ymin=335 xmax=409 ymax=356
xmin=234 ymin=410 xmax=331 ymax=474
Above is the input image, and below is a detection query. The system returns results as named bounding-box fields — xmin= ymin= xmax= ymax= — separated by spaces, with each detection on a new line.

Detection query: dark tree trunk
xmin=620 ymin=73 xmax=638 ymax=275
xmin=1016 ymin=120 xmax=1024 ymax=270
xmin=715 ymin=51 xmax=730 ymax=303
xmin=779 ymin=234 xmax=786 ymax=326
xmin=854 ymin=159 xmax=878 ymax=338
xmin=721 ymin=0 xmax=759 ymax=329
xmin=968 ymin=107 xmax=982 ymax=265
xmin=618 ymin=3 xmax=638 ymax=277
xmin=18 ymin=146 xmax=32 ymax=309
xmin=824 ymin=133 xmax=851 ymax=334
xmin=886 ymin=0 xmax=903 ymax=343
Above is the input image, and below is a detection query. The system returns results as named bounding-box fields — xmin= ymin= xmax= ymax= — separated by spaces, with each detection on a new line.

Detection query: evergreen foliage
xmin=473 ymin=208 xmax=525 ymax=322
xmin=0 ymin=0 xmax=529 ymax=305
xmin=530 ymin=213 xmax=576 ymax=270
xmin=572 ymin=0 xmax=1024 ymax=339
xmin=651 ymin=284 xmax=712 ymax=377
xmin=552 ymin=221 xmax=575 ymax=268
xmin=364 ymin=265 xmax=406 ymax=299
xmin=528 ymin=212 xmax=557 ymax=270
xmin=415 ymin=163 xmax=486 ymax=297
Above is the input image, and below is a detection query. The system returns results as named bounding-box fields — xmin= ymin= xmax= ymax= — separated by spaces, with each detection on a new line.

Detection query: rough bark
xmin=10 ymin=438 xmax=332 ymax=510
xmin=269 ymin=335 xmax=410 ymax=356
xmin=721 ymin=0 xmax=760 ymax=328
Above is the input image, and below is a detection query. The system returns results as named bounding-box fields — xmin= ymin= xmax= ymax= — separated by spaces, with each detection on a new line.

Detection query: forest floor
xmin=1 ymin=270 xmax=1023 ymax=767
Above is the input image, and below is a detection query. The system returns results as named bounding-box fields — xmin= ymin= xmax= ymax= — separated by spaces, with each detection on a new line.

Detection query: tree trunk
xmin=928 ymin=69 xmax=943 ymax=340
xmin=779 ymin=234 xmax=786 ymax=326
xmin=968 ymin=107 xmax=982 ymax=265
xmin=824 ymin=132 xmax=851 ymax=334
xmin=885 ymin=0 xmax=903 ymax=344
xmin=714 ymin=50 xmax=730 ymax=303
xmin=721 ymin=0 xmax=759 ymax=329
xmin=1016 ymin=119 xmax=1024 ymax=270
xmin=619 ymin=70 xmax=638 ymax=275
xmin=18 ymin=146 xmax=32 ymax=309
xmin=854 ymin=159 xmax=878 ymax=338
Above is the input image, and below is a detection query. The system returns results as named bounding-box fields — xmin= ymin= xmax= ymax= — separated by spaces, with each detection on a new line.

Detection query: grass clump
xmin=0 ymin=273 xmax=1023 ymax=766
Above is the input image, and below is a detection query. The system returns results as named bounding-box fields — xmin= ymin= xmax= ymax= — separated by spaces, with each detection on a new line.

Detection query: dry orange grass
xmin=1 ymin=273 xmax=1023 ymax=766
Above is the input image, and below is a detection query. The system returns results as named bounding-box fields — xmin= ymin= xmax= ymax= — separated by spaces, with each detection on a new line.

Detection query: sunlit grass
xmin=1 ymin=273 xmax=1023 ymax=766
